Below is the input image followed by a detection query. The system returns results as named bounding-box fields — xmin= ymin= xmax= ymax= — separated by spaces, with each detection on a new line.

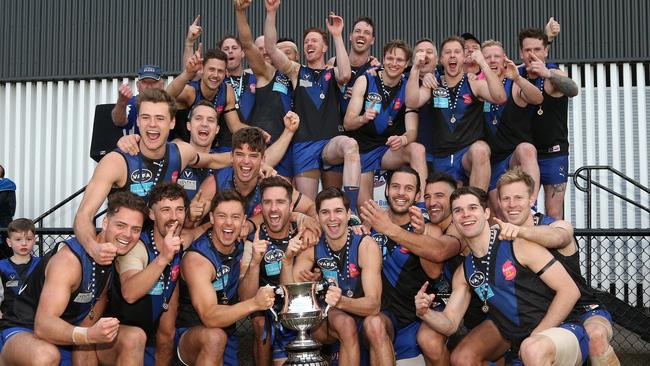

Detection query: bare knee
xmin=201 ymin=328 xmax=228 ymax=354
xmin=417 ymin=329 xmax=447 ymax=361
xmin=31 ymin=344 xmax=61 ymax=366
xmin=469 ymin=141 xmax=491 ymax=164
xmin=450 ymin=344 xmax=481 ymax=366
xmin=519 ymin=336 xmax=554 ymax=366
xmin=332 ymin=314 xmax=358 ymax=341
xmin=363 ymin=315 xmax=388 ymax=344
xmin=341 ymin=137 xmax=359 ymax=156
xmin=408 ymin=142 xmax=426 ymax=158
xmin=514 ymin=142 xmax=537 ymax=162
xmin=118 ymin=327 xmax=147 ymax=351
xmin=585 ymin=323 xmax=610 ymax=356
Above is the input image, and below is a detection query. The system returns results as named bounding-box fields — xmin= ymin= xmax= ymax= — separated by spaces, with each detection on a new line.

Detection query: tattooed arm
xmin=547 ymin=70 xmax=578 ymax=98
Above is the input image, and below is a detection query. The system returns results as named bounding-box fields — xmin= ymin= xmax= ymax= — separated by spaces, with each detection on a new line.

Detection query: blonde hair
xmin=496 ymin=167 xmax=535 ymax=197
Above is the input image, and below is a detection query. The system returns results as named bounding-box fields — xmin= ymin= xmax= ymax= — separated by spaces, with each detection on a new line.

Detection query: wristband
xmin=72 ymin=326 xmax=89 ymax=345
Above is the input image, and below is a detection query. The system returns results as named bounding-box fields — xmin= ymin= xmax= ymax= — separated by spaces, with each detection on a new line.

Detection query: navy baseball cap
xmin=138 ymin=64 xmax=162 ymax=80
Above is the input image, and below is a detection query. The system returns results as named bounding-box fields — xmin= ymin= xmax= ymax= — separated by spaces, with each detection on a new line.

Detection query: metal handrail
xmin=32 ymin=186 xmax=87 ymax=224
xmin=572 ymin=165 xmax=650 ymax=230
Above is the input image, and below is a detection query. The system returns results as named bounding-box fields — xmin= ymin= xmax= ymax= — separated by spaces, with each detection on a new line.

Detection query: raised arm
xmin=234 ymin=0 xmax=275 ymax=83
xmin=182 ymin=16 xmax=203 ymax=68
xmin=111 ymin=84 xmax=133 ymax=127
xmin=326 ymin=13 xmax=351 ymax=86
xmin=73 ymin=152 xmax=126 ymax=265
xmin=514 ymin=239 xmax=580 ymax=333
xmin=239 ymin=229 xmax=267 ymax=301
xmin=405 ymin=52 xmax=432 ymax=108
xmin=263 ymin=0 xmax=299 ymax=82
xmin=470 ymin=51 xmax=507 ymax=104
xmin=167 ymin=45 xmax=203 ymax=109
xmin=264 ymin=111 xmax=299 ymax=166
xmin=505 ymin=58 xmax=543 ymax=106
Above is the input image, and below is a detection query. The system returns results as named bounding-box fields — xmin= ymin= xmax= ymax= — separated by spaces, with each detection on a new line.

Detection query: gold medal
xmin=450 ymin=115 xmax=457 ymax=124
xmin=537 ymin=107 xmax=544 ymax=116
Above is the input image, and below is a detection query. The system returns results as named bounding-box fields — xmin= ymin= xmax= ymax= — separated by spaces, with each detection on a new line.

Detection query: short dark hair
xmin=440 ymin=36 xmax=465 ymax=52
xmin=0 ymin=164 xmax=4 ymax=178
xmin=232 ymin=127 xmax=266 ymax=154
xmin=383 ymin=39 xmax=412 ymax=62
xmin=259 ymin=176 xmax=293 ymax=202
xmin=303 ymin=27 xmax=328 ymax=47
xmin=315 ymin=187 xmax=350 ymax=212
xmin=450 ymin=186 xmax=489 ymax=210
xmin=217 ymin=34 xmax=242 ymax=49
xmin=210 ymin=189 xmax=247 ymax=213
xmin=387 ymin=166 xmax=420 ymax=193
xmin=426 ymin=172 xmax=457 ymax=190
xmin=188 ymin=100 xmax=217 ymax=121
xmin=352 ymin=16 xmax=375 ymax=36
xmin=204 ymin=48 xmax=228 ymax=64
xmin=147 ymin=183 xmax=188 ymax=208
xmin=518 ymin=28 xmax=549 ymax=48
xmin=7 ymin=218 xmax=35 ymax=235
xmin=106 ymin=191 xmax=149 ymax=220
xmin=136 ymin=88 xmax=177 ymax=119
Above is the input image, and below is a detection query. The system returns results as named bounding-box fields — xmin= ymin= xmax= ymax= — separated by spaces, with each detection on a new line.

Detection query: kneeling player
xmin=175 ymin=189 xmax=275 ymax=365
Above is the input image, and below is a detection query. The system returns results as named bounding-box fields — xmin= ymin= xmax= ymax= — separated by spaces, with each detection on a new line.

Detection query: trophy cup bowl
xmin=271 ymin=281 xmax=329 ymax=365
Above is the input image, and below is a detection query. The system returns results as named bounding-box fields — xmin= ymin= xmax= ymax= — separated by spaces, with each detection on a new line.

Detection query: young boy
xmin=0 ymin=218 xmax=39 ymax=318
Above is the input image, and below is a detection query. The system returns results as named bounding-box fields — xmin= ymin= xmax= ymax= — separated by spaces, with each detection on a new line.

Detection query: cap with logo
xmin=138 ymin=64 xmax=162 ymax=80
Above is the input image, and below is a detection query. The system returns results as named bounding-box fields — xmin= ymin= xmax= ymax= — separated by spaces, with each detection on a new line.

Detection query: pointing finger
xmin=192 ymin=15 xmax=201 ymax=26
xmin=418 ymin=281 xmax=429 ymax=295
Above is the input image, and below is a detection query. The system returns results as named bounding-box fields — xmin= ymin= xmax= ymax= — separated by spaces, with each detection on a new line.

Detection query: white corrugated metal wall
xmin=0 ymin=65 xmax=648 ymax=229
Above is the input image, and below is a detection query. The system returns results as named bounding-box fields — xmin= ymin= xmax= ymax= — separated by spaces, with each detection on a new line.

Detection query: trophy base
xmin=283 ymin=348 xmax=328 ymax=366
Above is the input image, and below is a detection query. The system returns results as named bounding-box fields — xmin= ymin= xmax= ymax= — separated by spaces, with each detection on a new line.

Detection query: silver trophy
xmin=270 ymin=281 xmax=329 ymax=365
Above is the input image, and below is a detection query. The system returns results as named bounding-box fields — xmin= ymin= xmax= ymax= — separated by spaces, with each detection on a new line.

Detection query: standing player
xmin=286 ymin=188 xmax=382 ymax=365
xmin=406 ymin=36 xmax=507 ymax=191
xmin=234 ymin=0 xmax=296 ymax=178
xmin=518 ymin=27 xmax=579 ymax=219
xmin=111 ymin=64 xmax=165 ymax=135
xmin=479 ymin=40 xmax=543 ymax=218
xmin=344 ymin=40 xmax=428 ymax=205
xmin=496 ymin=168 xmax=619 ymax=365
xmin=264 ymin=0 xmax=361 ymax=213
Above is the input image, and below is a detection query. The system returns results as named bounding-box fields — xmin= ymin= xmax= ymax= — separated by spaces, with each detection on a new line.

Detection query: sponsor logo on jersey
xmin=317 ymin=257 xmax=337 ymax=271
xmin=502 ymin=260 xmax=517 ymax=280
xmin=264 ymin=249 xmax=285 ymax=263
xmin=131 ymin=169 xmax=152 ymax=182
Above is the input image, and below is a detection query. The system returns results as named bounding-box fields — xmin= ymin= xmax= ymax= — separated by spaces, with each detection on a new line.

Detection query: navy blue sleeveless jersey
xmin=521 ymin=65 xmax=570 ymax=158
xmin=115 ymin=142 xmax=182 ymax=199
xmin=415 ymin=71 xmax=442 ymax=157
xmin=249 ymin=70 xmax=293 ymax=143
xmin=482 ymin=79 xmax=535 ymax=162
xmin=339 ymin=58 xmax=375 ymax=113
xmin=0 ymin=256 xmax=41 ymax=317
xmin=372 ymin=224 xmax=438 ymax=328
xmin=293 ymin=66 xmax=343 ymax=142
xmin=176 ymin=234 xmax=243 ymax=333
xmin=2 ymin=238 xmax=112 ymax=330
xmin=463 ymin=229 xmax=580 ymax=347
xmin=258 ymin=223 xmax=298 ymax=287
xmin=429 ymin=73 xmax=484 ymax=156
xmin=189 ymin=80 xmax=230 ymax=150
xmin=533 ymin=213 xmax=601 ymax=309
xmin=348 ymin=73 xmax=407 ymax=153
xmin=215 ymin=167 xmax=262 ymax=217
xmin=314 ymin=230 xmax=365 ymax=299
xmin=177 ymin=147 xmax=217 ymax=200
xmin=107 ymin=231 xmax=183 ymax=343
xmin=226 ymin=72 xmax=257 ymax=123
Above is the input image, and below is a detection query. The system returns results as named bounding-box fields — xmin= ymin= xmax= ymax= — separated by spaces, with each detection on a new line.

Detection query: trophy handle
xmin=269 ymin=307 xmax=279 ymax=322
xmin=323 ymin=304 xmax=331 ymax=317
